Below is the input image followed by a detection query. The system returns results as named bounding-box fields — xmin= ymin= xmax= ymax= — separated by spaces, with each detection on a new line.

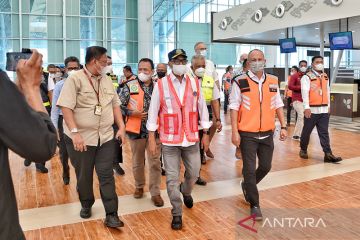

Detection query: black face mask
xmin=157 ymin=71 xmax=166 ymax=78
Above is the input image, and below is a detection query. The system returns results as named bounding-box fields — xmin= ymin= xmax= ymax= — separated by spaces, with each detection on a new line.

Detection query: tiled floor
xmin=8 ymin=111 xmax=360 ymax=239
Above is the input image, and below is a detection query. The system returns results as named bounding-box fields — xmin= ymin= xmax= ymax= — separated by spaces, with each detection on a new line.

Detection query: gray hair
xmin=191 ymin=54 xmax=205 ymax=66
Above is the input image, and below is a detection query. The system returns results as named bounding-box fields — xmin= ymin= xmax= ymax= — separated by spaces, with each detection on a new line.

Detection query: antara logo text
xmin=238 ymin=214 xmax=326 ymax=233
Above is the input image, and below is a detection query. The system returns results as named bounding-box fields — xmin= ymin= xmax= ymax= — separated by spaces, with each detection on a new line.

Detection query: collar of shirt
xmin=312 ymin=69 xmax=321 ymax=77
xmin=170 ymin=72 xmax=186 ymax=84
xmin=247 ymin=70 xmax=265 ymax=83
xmin=84 ymin=66 xmax=102 ymax=81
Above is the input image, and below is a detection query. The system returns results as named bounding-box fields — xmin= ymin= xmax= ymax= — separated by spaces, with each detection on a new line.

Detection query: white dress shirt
xmin=229 ymin=71 xmax=284 ymax=139
xmin=146 ymin=72 xmax=212 ymax=147
xmin=205 ymin=59 xmax=219 ymax=83
xmin=301 ymin=70 xmax=330 ymax=114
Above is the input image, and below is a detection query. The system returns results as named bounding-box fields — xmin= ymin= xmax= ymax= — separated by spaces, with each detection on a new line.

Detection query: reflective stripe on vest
xmin=158 ymin=74 xmax=199 ymax=144
xmin=125 ymin=80 xmax=144 ymax=134
xmin=237 ymin=74 xmax=278 ymax=133
xmin=201 ymin=75 xmax=214 ymax=105
xmin=43 ymin=101 xmax=51 ymax=107
xmin=307 ymin=72 xmax=329 ymax=107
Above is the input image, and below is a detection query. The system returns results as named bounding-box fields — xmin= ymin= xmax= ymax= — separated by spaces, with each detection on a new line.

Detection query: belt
xmin=43 ymin=101 xmax=51 ymax=107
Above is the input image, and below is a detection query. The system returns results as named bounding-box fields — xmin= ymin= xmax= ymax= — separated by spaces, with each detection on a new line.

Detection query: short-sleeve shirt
xmin=57 ymin=66 xmax=121 ymax=146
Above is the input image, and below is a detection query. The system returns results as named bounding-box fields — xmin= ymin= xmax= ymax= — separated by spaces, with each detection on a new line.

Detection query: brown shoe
xmin=206 ymin=149 xmax=214 ymax=158
xmin=235 ymin=147 xmax=242 ymax=159
xmin=151 ymin=195 xmax=164 ymax=207
xmin=133 ymin=188 xmax=144 ymax=199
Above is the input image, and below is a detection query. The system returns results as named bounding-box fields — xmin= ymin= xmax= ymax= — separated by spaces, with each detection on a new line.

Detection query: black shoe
xmin=63 ymin=168 xmax=70 ymax=185
xmin=24 ymin=159 xmax=31 ymax=167
xmin=299 ymin=150 xmax=308 ymax=159
xmin=80 ymin=207 xmax=92 ymax=219
xmin=36 ymin=164 xmax=48 ymax=173
xmin=161 ymin=168 xmax=166 ymax=176
xmin=324 ymin=153 xmax=342 ymax=163
xmin=195 ymin=177 xmax=207 ymax=186
xmin=241 ymin=180 xmax=249 ymax=204
xmin=113 ymin=164 xmax=125 ymax=175
xmin=171 ymin=216 xmax=182 ymax=230
xmin=63 ymin=176 xmax=70 ymax=185
xmin=180 ymin=183 xmax=193 ymax=208
xmin=250 ymin=206 xmax=263 ymax=221
xmin=292 ymin=136 xmax=300 ymax=141
xmin=201 ymin=155 xmax=206 ymax=165
xmin=104 ymin=213 xmax=124 ymax=228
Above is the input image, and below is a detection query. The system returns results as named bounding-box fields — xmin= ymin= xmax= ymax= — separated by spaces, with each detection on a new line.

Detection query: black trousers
xmin=65 ymin=136 xmax=118 ymax=214
xmin=300 ymin=113 xmax=331 ymax=153
xmin=58 ymin=116 xmax=69 ymax=177
xmin=112 ymin=125 xmax=123 ymax=165
xmin=240 ymin=134 xmax=274 ymax=207
xmin=224 ymin=93 xmax=230 ymax=113
xmin=286 ymin=97 xmax=293 ymax=124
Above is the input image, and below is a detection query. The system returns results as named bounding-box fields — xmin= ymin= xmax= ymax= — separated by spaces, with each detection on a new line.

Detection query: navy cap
xmin=168 ymin=49 xmax=187 ymax=61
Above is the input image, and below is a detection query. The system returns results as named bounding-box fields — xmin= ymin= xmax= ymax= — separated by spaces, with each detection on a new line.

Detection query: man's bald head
xmin=156 ymin=63 xmax=167 ymax=72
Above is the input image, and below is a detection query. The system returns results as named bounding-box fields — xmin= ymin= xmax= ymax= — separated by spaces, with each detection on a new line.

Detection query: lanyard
xmin=84 ymin=69 xmax=100 ymax=103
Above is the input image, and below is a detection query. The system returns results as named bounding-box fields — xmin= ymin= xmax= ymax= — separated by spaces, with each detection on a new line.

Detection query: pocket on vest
xmin=164 ymin=114 xmax=179 ymax=135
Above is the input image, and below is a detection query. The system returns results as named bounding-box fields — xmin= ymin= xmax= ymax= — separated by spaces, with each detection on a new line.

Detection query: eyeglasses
xmin=171 ymin=59 xmax=188 ymax=65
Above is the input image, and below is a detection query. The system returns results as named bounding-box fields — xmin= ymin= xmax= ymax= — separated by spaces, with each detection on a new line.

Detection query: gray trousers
xmin=162 ymin=143 xmax=201 ymax=216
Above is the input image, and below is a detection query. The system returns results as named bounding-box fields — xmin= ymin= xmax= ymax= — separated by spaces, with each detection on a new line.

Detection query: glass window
xmin=66 ymin=0 xmax=80 ymax=15
xmin=66 ymin=17 xmax=80 ymax=39
xmin=80 ymin=17 xmax=96 ymax=40
xmin=29 ymin=15 xmax=47 ymax=38
xmin=30 ymin=39 xmax=48 ymax=63
xmin=80 ymin=0 xmax=95 ymax=16
xmin=111 ymin=18 xmax=125 ymax=41
xmin=47 ymin=16 xmax=63 ymax=39
xmin=47 ymin=0 xmax=62 ymax=15
xmin=111 ymin=0 xmax=125 ymax=17
xmin=47 ymin=40 xmax=64 ymax=64
xmin=0 ymin=0 xmax=11 ymax=12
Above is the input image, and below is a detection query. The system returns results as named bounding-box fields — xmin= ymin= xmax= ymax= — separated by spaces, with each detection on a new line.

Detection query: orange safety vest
xmin=307 ymin=72 xmax=329 ymax=107
xmin=286 ymin=76 xmax=292 ymax=97
xmin=224 ymin=72 xmax=232 ymax=91
xmin=158 ymin=74 xmax=200 ymax=144
xmin=235 ymin=74 xmax=279 ymax=133
xmin=125 ymin=80 xmax=144 ymax=134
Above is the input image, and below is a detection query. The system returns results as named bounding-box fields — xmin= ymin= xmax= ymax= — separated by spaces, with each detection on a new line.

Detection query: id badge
xmin=94 ymin=105 xmax=102 ymax=116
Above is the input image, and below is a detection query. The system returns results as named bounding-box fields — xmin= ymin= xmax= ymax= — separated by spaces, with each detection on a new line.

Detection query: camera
xmin=6 ymin=48 xmax=32 ymax=72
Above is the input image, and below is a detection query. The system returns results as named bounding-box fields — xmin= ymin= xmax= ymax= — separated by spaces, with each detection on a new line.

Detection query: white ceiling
xmin=215 ymin=16 xmax=360 ymax=49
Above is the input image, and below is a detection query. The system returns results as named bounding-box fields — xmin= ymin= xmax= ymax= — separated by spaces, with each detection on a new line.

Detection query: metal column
xmin=62 ymin=0 xmax=66 ymax=59
xmin=320 ymin=22 xmax=325 ymax=57
xmin=19 ymin=0 xmax=22 ymax=50
xmin=331 ymin=50 xmax=344 ymax=84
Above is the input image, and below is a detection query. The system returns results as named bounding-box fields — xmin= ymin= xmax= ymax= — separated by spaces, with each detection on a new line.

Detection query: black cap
xmin=168 ymin=49 xmax=187 ymax=61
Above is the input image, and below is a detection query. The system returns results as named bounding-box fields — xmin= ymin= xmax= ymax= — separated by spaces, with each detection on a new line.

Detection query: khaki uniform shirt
xmin=57 ymin=67 xmax=121 ymax=146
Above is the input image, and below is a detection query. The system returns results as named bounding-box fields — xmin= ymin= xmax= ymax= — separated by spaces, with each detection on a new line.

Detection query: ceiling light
xmin=352 ymin=30 xmax=356 ymax=33
xmin=280 ymin=32 xmax=285 ymax=34
xmin=315 ymin=27 xmax=319 ymax=30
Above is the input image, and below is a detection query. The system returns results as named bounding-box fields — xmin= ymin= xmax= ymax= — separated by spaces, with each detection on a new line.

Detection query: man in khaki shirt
xmin=57 ymin=46 xmax=126 ymax=228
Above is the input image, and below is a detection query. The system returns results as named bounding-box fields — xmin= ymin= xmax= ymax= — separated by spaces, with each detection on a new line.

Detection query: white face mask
xmin=172 ymin=64 xmax=187 ymax=76
xmin=194 ymin=67 xmax=205 ymax=78
xmin=300 ymin=67 xmax=307 ymax=73
xmin=250 ymin=61 xmax=265 ymax=73
xmin=102 ymin=65 xmax=113 ymax=75
xmin=199 ymin=50 xmax=207 ymax=57
xmin=314 ymin=64 xmax=324 ymax=71
xmin=138 ymin=72 xmax=151 ymax=82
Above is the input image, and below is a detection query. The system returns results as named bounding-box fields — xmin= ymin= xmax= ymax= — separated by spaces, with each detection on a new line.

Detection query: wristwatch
xmin=203 ymin=130 xmax=210 ymax=135
xmin=71 ymin=128 xmax=78 ymax=134
xmin=281 ymin=126 xmax=287 ymax=130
